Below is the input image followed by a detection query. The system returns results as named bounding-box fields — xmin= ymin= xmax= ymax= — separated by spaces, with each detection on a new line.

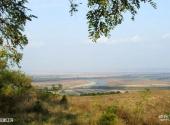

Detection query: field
xmin=32 ymin=73 xmax=170 ymax=95
xmin=69 ymin=91 xmax=170 ymax=125
xmin=68 ymin=90 xmax=170 ymax=125
xmin=1 ymin=72 xmax=170 ymax=125
xmin=28 ymin=74 xmax=170 ymax=124
xmin=16 ymin=89 xmax=170 ymax=125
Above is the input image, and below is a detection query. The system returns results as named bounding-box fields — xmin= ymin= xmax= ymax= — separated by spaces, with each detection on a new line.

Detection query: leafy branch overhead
xmin=0 ymin=0 xmax=156 ymax=67
xmin=70 ymin=0 xmax=156 ymax=42
xmin=0 ymin=0 xmax=36 ymax=67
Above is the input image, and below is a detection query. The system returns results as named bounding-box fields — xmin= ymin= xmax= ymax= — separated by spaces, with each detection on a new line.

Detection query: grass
xmin=67 ymin=90 xmax=170 ymax=125
xmin=2 ymin=69 xmax=169 ymax=124
xmin=1 ymin=89 xmax=170 ymax=125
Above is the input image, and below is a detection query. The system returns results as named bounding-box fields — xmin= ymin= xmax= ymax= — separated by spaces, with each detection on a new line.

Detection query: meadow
xmin=3 ymin=89 xmax=170 ymax=125
xmin=1 ymin=70 xmax=170 ymax=125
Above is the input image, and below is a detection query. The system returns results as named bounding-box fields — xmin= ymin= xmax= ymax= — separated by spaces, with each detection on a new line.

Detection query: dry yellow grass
xmin=66 ymin=90 xmax=170 ymax=125
xmin=12 ymin=90 xmax=170 ymax=125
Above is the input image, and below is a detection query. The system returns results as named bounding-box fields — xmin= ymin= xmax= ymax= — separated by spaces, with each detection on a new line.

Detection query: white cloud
xmin=162 ymin=33 xmax=170 ymax=39
xmin=95 ymin=35 xmax=142 ymax=45
xmin=97 ymin=37 xmax=110 ymax=43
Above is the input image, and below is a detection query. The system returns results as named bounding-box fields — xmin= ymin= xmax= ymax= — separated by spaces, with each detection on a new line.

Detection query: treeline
xmin=80 ymin=91 xmax=127 ymax=96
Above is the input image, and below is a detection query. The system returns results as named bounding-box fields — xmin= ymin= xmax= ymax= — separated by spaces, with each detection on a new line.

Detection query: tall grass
xmin=0 ymin=70 xmax=170 ymax=125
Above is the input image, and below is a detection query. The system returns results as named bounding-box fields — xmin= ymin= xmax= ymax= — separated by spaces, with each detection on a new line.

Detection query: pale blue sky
xmin=21 ymin=0 xmax=170 ymax=74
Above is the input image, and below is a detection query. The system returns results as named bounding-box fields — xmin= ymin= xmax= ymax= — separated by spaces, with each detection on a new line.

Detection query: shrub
xmin=32 ymin=100 xmax=44 ymax=113
xmin=38 ymin=89 xmax=51 ymax=101
xmin=60 ymin=95 xmax=69 ymax=109
xmin=0 ymin=69 xmax=32 ymax=114
xmin=1 ymin=84 xmax=15 ymax=96
xmin=166 ymin=112 xmax=170 ymax=120
xmin=98 ymin=105 xmax=118 ymax=125
xmin=0 ymin=69 xmax=32 ymax=96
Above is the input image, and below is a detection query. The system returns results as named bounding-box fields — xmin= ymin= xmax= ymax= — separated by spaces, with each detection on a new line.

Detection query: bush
xmin=0 ymin=69 xmax=32 ymax=114
xmin=32 ymin=100 xmax=44 ymax=113
xmin=0 ymin=69 xmax=32 ymax=96
xmin=39 ymin=90 xmax=51 ymax=100
xmin=60 ymin=95 xmax=69 ymax=109
xmin=166 ymin=112 xmax=170 ymax=120
xmin=98 ymin=105 xmax=118 ymax=125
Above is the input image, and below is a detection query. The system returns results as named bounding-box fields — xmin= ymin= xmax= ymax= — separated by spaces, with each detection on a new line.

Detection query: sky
xmin=21 ymin=0 xmax=170 ymax=74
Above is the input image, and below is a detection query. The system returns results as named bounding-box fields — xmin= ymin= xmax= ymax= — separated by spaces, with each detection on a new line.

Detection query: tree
xmin=0 ymin=0 xmax=35 ymax=67
xmin=0 ymin=0 xmax=156 ymax=66
xmin=70 ymin=0 xmax=156 ymax=41
xmin=51 ymin=84 xmax=63 ymax=94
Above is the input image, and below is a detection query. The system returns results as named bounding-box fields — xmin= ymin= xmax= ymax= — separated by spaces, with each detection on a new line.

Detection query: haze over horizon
xmin=21 ymin=0 xmax=170 ymax=74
